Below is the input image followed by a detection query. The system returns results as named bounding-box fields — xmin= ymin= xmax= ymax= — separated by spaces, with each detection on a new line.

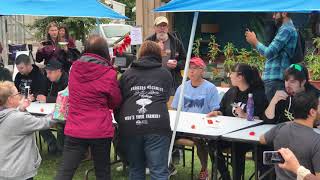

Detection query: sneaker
xmin=169 ymin=164 xmax=177 ymax=178
xmin=199 ymin=169 xmax=209 ymax=180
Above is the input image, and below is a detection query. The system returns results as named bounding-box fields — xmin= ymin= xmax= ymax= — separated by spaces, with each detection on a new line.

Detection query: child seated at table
xmin=0 ymin=81 xmax=56 ymax=180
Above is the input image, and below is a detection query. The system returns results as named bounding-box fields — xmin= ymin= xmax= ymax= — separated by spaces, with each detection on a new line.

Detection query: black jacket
xmin=219 ymin=86 xmax=268 ymax=119
xmin=0 ymin=67 xmax=12 ymax=81
xmin=14 ymin=64 xmax=47 ymax=97
xmin=263 ymin=84 xmax=320 ymax=124
xmin=117 ymin=55 xmax=173 ymax=137
xmin=45 ymin=71 xmax=69 ymax=103
xmin=146 ymin=33 xmax=186 ymax=93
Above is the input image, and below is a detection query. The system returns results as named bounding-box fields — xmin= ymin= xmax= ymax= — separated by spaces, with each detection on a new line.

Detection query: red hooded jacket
xmin=64 ymin=53 xmax=122 ymax=139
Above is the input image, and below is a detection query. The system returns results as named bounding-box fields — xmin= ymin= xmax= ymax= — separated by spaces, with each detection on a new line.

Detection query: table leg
xmin=209 ymin=141 xmax=218 ymax=180
xmin=231 ymin=142 xmax=237 ymax=180
xmin=254 ymin=145 xmax=258 ymax=180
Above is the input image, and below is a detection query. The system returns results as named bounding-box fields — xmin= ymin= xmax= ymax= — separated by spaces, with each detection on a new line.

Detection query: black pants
xmin=55 ymin=136 xmax=112 ymax=180
xmin=26 ymin=178 xmax=33 ymax=180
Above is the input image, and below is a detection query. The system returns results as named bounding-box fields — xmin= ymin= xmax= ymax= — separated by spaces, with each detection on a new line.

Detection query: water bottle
xmin=246 ymin=93 xmax=254 ymax=121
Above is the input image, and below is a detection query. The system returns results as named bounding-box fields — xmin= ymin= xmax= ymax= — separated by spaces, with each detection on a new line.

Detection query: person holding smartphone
xmin=36 ymin=22 xmax=79 ymax=73
xmin=260 ymin=92 xmax=320 ymax=180
xmin=278 ymin=148 xmax=320 ymax=180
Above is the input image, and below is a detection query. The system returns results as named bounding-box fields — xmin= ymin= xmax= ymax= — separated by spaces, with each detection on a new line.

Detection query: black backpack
xmin=289 ymin=30 xmax=305 ymax=64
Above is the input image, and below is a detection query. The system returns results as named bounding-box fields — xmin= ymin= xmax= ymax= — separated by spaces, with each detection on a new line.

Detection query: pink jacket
xmin=64 ymin=53 xmax=122 ymax=139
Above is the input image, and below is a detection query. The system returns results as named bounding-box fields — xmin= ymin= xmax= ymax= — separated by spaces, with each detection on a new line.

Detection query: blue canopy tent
xmin=154 ymin=0 xmax=320 ymax=179
xmin=0 ymin=0 xmax=127 ymax=19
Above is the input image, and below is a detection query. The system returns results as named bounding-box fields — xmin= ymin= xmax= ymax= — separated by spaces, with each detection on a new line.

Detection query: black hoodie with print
xmin=117 ymin=55 xmax=173 ymax=137
xmin=14 ymin=64 xmax=47 ymax=97
xmin=219 ymin=86 xmax=268 ymax=119
xmin=263 ymin=84 xmax=320 ymax=124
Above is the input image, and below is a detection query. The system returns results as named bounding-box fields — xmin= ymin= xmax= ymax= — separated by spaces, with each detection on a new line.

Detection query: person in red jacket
xmin=55 ymin=35 xmax=122 ymax=180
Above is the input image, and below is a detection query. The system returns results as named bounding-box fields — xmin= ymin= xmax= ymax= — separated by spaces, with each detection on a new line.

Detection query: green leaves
xmin=30 ymin=17 xmax=110 ymax=43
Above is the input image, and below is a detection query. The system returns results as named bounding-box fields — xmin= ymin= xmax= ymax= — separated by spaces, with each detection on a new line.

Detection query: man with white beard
xmin=146 ymin=16 xmax=186 ymax=95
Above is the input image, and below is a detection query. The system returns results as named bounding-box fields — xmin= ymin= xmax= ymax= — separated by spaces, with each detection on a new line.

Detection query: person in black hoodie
xmin=36 ymin=59 xmax=68 ymax=103
xmin=14 ymin=54 xmax=47 ymax=100
xmin=14 ymin=54 xmax=59 ymax=154
xmin=117 ymin=40 xmax=173 ymax=180
xmin=207 ymin=63 xmax=268 ymax=180
xmin=37 ymin=59 xmax=68 ymax=152
xmin=264 ymin=63 xmax=320 ymax=124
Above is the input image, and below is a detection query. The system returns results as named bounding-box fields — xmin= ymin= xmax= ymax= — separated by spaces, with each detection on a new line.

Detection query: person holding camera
xmin=260 ymin=92 xmax=320 ymax=180
xmin=278 ymin=148 xmax=320 ymax=180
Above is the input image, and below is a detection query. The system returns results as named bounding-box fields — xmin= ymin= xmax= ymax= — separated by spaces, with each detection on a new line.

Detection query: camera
xmin=263 ymin=151 xmax=285 ymax=165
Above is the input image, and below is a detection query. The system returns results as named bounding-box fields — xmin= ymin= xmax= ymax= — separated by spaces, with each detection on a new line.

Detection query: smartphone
xmin=41 ymin=41 xmax=52 ymax=46
xmin=263 ymin=151 xmax=285 ymax=165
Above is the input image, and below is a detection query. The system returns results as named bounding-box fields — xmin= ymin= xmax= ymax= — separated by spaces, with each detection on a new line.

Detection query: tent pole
xmin=168 ymin=11 xmax=199 ymax=166
xmin=96 ymin=18 xmax=101 ymax=34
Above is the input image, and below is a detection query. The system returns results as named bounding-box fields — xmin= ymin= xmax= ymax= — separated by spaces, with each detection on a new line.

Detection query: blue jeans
xmin=123 ymin=134 xmax=170 ymax=180
xmin=264 ymin=80 xmax=285 ymax=102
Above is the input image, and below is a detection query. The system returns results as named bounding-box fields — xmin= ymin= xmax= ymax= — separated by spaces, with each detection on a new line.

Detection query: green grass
xmin=35 ymin=146 xmax=255 ymax=180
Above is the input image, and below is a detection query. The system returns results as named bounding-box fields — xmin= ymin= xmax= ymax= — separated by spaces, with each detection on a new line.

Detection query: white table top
xmin=169 ymin=110 xmax=263 ymax=139
xmin=26 ymin=102 xmax=55 ymax=115
xmin=222 ymin=124 xmax=320 ymax=143
xmin=222 ymin=124 xmax=275 ymax=143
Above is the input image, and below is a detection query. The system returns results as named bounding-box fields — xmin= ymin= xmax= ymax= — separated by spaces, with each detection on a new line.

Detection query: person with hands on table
xmin=260 ymin=92 xmax=320 ymax=180
xmin=0 ymin=81 xmax=56 ymax=180
xmin=264 ymin=64 xmax=320 ymax=124
xmin=171 ymin=57 xmax=220 ymax=180
xmin=208 ymin=63 xmax=268 ymax=180
xmin=278 ymin=148 xmax=320 ymax=180
xmin=36 ymin=59 xmax=68 ymax=103
xmin=14 ymin=54 xmax=47 ymax=101
xmin=37 ymin=58 xmax=68 ymax=152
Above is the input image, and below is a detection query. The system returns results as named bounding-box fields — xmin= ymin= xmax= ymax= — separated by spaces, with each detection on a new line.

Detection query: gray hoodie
xmin=0 ymin=108 xmax=54 ymax=180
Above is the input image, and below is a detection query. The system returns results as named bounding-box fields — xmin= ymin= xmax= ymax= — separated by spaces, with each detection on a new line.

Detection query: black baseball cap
xmin=45 ymin=59 xmax=62 ymax=70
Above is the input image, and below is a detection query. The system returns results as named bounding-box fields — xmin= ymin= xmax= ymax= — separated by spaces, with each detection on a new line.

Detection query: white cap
xmin=248 ymin=93 xmax=253 ymax=98
xmin=154 ymin=16 xmax=169 ymax=26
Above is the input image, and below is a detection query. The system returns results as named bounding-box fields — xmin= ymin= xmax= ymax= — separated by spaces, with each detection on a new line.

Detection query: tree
xmin=30 ymin=17 xmax=110 ymax=43
xmin=115 ymin=0 xmax=136 ymax=22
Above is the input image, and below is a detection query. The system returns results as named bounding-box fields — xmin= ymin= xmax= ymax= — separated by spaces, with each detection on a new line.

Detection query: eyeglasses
xmin=289 ymin=64 xmax=302 ymax=72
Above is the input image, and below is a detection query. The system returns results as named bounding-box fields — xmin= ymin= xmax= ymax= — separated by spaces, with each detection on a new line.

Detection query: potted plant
xmin=208 ymin=35 xmax=220 ymax=64
xmin=305 ymin=37 xmax=320 ymax=89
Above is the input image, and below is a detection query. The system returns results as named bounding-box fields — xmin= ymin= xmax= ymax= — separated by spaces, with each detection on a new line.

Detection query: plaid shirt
xmin=257 ymin=20 xmax=298 ymax=81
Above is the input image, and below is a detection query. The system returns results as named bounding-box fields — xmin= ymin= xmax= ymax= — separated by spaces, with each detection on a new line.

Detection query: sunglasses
xmin=289 ymin=64 xmax=302 ymax=72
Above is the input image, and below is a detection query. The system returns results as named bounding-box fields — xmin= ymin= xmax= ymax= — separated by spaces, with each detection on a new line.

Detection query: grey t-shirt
xmin=264 ymin=122 xmax=320 ymax=180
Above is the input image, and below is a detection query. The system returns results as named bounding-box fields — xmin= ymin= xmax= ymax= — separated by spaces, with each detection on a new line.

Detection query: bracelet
xmin=297 ymin=166 xmax=311 ymax=180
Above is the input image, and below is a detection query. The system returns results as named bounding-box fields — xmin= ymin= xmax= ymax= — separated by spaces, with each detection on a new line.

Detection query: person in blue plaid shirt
xmin=245 ymin=12 xmax=298 ymax=101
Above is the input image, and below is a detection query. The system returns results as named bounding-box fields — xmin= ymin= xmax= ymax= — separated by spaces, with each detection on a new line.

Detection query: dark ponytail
xmin=231 ymin=63 xmax=264 ymax=90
